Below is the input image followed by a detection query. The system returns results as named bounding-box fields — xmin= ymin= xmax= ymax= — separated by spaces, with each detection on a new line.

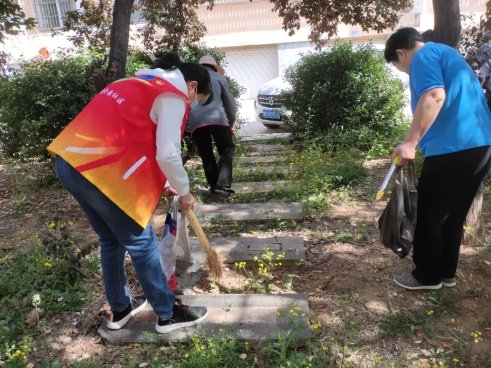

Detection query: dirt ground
xmin=1 ymin=157 xmax=490 ymax=367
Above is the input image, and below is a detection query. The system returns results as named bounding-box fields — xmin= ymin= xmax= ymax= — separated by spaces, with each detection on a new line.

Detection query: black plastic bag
xmin=378 ymin=162 xmax=418 ymax=258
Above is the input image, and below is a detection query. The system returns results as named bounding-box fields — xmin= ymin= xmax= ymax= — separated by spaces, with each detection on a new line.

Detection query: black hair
xmin=421 ymin=29 xmax=436 ymax=43
xmin=154 ymin=52 xmax=181 ymax=70
xmin=384 ymin=27 xmax=424 ymax=63
xmin=178 ymin=63 xmax=211 ymax=95
xmin=153 ymin=53 xmax=211 ymax=95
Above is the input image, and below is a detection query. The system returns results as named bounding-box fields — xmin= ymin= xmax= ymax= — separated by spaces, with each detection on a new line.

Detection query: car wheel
xmin=263 ymin=123 xmax=281 ymax=129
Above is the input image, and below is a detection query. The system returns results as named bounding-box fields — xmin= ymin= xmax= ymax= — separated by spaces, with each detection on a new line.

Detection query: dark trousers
xmin=192 ymin=125 xmax=235 ymax=189
xmin=412 ymin=146 xmax=491 ymax=284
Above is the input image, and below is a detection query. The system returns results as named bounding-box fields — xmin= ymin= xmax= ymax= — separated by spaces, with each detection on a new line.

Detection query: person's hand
xmin=163 ymin=186 xmax=178 ymax=198
xmin=230 ymin=126 xmax=237 ymax=136
xmin=178 ymin=193 xmax=196 ymax=211
xmin=392 ymin=142 xmax=417 ymax=166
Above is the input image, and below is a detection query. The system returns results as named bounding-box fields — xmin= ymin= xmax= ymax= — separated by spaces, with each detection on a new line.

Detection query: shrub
xmin=0 ymin=45 xmax=243 ymax=160
xmin=283 ymin=42 xmax=406 ymax=152
xmin=0 ymin=55 xmax=95 ymax=159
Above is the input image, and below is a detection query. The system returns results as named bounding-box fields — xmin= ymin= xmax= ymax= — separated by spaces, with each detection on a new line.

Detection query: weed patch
xmin=0 ymin=229 xmax=94 ymax=365
xmin=380 ymin=291 xmax=460 ymax=338
xmin=234 ymin=249 xmax=286 ymax=293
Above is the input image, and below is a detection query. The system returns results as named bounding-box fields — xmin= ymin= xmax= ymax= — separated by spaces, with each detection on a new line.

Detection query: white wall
xmin=277 ymin=41 xmax=315 ymax=76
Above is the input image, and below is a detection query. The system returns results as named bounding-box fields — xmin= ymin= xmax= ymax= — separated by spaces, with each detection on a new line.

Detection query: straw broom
xmin=183 ymin=209 xmax=223 ymax=279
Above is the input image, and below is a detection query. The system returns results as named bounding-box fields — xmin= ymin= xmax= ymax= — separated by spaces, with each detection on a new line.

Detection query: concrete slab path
xmin=185 ymin=236 xmax=305 ymax=264
xmin=98 ymin=294 xmax=311 ymax=344
xmin=238 ymin=165 xmax=299 ymax=177
xmin=242 ymin=144 xmax=285 ymax=153
xmin=231 ymin=180 xmax=297 ymax=194
xmin=239 ymin=133 xmax=290 ymax=142
xmin=195 ymin=202 xmax=303 ymax=222
xmin=235 ymin=156 xmax=286 ymax=164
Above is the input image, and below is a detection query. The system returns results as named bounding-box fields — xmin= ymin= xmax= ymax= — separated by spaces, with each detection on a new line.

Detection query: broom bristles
xmin=205 ymin=247 xmax=223 ymax=279
xmin=184 ymin=209 xmax=223 ymax=279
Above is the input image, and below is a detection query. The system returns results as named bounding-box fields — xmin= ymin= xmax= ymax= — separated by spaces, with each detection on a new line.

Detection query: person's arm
xmin=393 ymin=87 xmax=446 ymax=165
xmin=219 ymin=77 xmax=237 ymax=125
xmin=154 ymin=94 xmax=195 ymax=210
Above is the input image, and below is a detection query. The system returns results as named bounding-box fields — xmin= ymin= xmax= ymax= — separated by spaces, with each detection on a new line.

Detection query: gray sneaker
xmin=442 ymin=277 xmax=456 ymax=288
xmin=393 ymin=274 xmax=442 ymax=290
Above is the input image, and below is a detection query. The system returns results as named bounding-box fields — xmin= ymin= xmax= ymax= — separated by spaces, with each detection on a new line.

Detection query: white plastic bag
xmin=175 ymin=211 xmax=193 ymax=263
xmin=158 ymin=197 xmax=178 ymax=279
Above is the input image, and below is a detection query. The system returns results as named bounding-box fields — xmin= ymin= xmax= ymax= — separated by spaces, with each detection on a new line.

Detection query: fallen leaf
xmin=423 ymin=335 xmax=453 ymax=350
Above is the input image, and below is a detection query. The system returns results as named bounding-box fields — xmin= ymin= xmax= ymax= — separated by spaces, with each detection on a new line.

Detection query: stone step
xmin=242 ymin=144 xmax=285 ymax=153
xmin=243 ymin=150 xmax=285 ymax=157
xmin=235 ymin=156 xmax=287 ymax=164
xmin=237 ymin=165 xmax=299 ymax=177
xmin=186 ymin=236 xmax=305 ymax=264
xmin=239 ymin=133 xmax=290 ymax=142
xmin=231 ymin=180 xmax=297 ymax=194
xmin=195 ymin=202 xmax=303 ymax=222
xmin=175 ymin=236 xmax=305 ymax=291
xmin=193 ymin=181 xmax=297 ymax=195
xmin=98 ymin=294 xmax=311 ymax=344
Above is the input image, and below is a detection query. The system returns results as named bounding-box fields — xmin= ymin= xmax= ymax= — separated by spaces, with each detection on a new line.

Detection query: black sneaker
xmin=155 ymin=299 xmax=207 ymax=334
xmin=216 ymin=184 xmax=235 ymax=194
xmin=210 ymin=187 xmax=231 ymax=197
xmin=107 ymin=296 xmax=147 ymax=330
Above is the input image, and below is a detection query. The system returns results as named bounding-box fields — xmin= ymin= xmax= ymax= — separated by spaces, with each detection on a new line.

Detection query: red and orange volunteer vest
xmin=48 ymin=75 xmax=190 ymax=228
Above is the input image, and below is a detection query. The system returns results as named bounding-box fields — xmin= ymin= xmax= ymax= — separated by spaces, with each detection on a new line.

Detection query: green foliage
xmin=64 ymin=0 xmax=113 ymax=55
xmin=297 ymin=146 xmax=369 ymax=192
xmin=140 ymin=0 xmax=211 ymax=54
xmin=0 ymin=55 xmax=95 ymax=159
xmin=380 ymin=291 xmax=460 ymax=338
xmin=334 ymin=229 xmax=353 ymax=243
xmin=125 ymin=50 xmax=153 ymax=76
xmin=283 ymin=42 xmax=406 ymax=153
xmin=178 ymin=332 xmax=251 ymax=368
xmin=270 ymin=0 xmax=411 ymax=46
xmin=0 ymin=45 xmax=242 ymax=161
xmin=0 ymin=234 xmax=89 ymax=361
xmin=234 ymin=249 xmax=286 ymax=293
xmin=0 ymin=0 xmax=36 ymax=43
xmin=461 ymin=0 xmax=491 ymax=66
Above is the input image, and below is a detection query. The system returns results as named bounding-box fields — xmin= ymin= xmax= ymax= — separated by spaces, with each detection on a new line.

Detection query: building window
xmin=32 ymin=0 xmax=75 ymax=30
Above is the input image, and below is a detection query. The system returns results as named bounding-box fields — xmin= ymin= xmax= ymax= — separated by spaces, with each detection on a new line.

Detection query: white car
xmin=254 ymin=77 xmax=291 ymax=129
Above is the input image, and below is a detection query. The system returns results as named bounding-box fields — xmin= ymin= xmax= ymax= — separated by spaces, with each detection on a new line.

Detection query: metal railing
xmin=32 ymin=0 xmax=74 ymax=30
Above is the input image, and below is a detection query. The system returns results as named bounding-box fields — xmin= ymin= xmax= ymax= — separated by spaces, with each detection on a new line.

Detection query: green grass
xmin=0 ymin=229 xmax=94 ymax=364
xmin=380 ymin=290 xmax=460 ymax=338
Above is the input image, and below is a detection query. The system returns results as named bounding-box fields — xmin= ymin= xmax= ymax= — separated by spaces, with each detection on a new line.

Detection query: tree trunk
xmin=107 ymin=0 xmax=134 ymax=80
xmin=432 ymin=0 xmax=484 ymax=242
xmin=463 ymin=184 xmax=485 ymax=245
xmin=432 ymin=0 xmax=461 ymax=49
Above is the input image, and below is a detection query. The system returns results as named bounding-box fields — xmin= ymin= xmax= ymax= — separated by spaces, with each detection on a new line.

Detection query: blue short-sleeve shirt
xmin=410 ymin=42 xmax=491 ymax=157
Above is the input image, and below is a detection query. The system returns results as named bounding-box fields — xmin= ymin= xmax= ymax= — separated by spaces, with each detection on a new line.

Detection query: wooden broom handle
xmin=183 ymin=209 xmax=211 ymax=250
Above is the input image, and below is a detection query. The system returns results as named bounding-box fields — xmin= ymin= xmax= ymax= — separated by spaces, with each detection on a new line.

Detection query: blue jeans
xmin=55 ymin=156 xmax=174 ymax=319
